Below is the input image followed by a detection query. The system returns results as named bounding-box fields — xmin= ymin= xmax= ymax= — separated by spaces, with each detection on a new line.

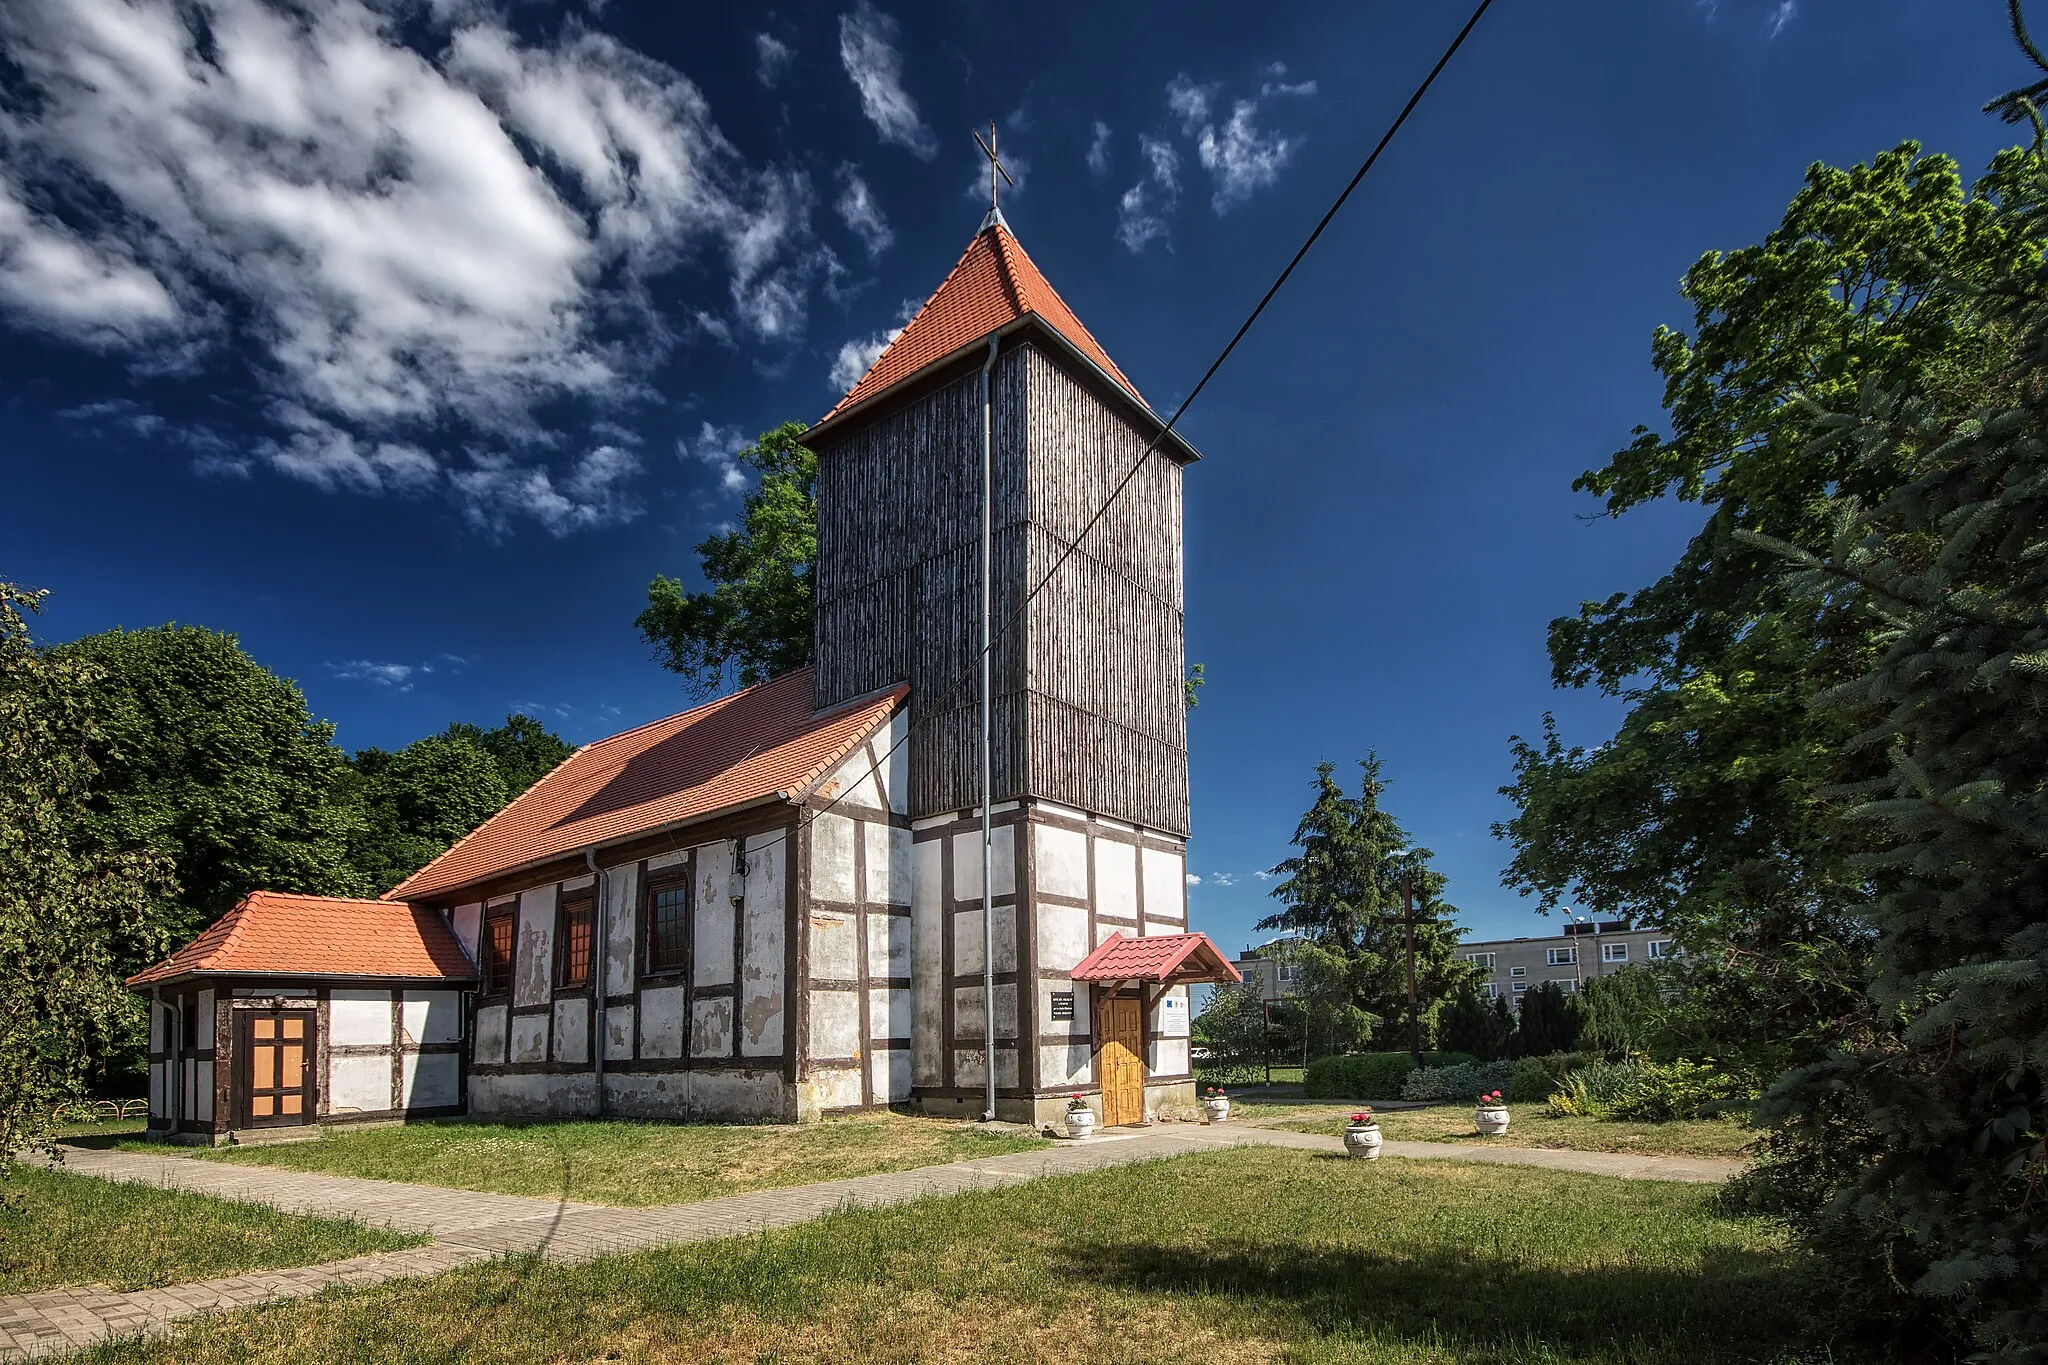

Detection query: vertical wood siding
xmin=811 ymin=340 xmax=1188 ymax=834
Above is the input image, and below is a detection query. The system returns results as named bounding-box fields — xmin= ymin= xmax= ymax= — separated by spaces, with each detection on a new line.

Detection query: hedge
xmin=1302 ymin=1051 xmax=1478 ymax=1099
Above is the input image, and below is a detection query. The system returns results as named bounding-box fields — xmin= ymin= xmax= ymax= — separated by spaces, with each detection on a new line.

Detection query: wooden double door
xmin=240 ymin=1009 xmax=317 ymax=1128
xmin=1098 ymin=994 xmax=1146 ymax=1127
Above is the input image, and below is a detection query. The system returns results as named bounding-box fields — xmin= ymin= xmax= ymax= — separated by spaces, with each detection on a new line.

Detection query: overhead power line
xmin=806 ymin=0 xmax=1499 ymax=829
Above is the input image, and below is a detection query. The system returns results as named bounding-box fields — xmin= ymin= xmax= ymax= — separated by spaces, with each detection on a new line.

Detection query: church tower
xmin=801 ymin=210 xmax=1203 ymax=1125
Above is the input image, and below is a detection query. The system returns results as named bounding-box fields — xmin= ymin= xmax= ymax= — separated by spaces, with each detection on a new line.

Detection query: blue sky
xmin=1 ymin=0 xmax=2028 ymax=953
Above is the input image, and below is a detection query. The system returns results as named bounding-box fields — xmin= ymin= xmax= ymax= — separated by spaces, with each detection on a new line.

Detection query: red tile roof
xmin=127 ymin=892 xmax=475 ymax=986
xmin=387 ymin=670 xmax=905 ymax=902
xmin=820 ymin=223 xmax=1148 ymax=424
xmin=1069 ymin=931 xmax=1243 ymax=985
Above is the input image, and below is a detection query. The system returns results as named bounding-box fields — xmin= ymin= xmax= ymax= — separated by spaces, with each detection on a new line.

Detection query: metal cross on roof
xmin=973 ymin=121 xmax=1014 ymax=232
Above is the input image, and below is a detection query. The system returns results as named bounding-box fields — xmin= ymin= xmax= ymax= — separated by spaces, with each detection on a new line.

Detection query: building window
xmin=1551 ymin=978 xmax=1577 ymax=994
xmin=1648 ymin=940 xmax=1676 ymax=960
xmin=1602 ymin=941 xmax=1629 ymax=963
xmin=1481 ymin=982 xmax=1499 ymax=999
xmin=1464 ymin=952 xmax=1496 ymax=971
xmin=556 ymin=894 xmax=594 ymax=991
xmin=1546 ymin=946 xmax=1577 ymax=966
xmin=1510 ymin=965 xmax=1526 ymax=978
xmin=180 ymin=994 xmax=198 ymax=1051
xmin=1511 ymin=982 xmax=1528 ymax=994
xmin=644 ymin=873 xmax=691 ymax=975
xmin=481 ymin=901 xmax=517 ymax=997
xmin=1277 ymin=964 xmax=1297 ymax=982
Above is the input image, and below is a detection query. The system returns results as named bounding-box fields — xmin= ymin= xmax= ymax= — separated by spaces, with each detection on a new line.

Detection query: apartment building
xmin=1233 ymin=937 xmax=1302 ymax=1003
xmin=1459 ymin=923 xmax=1676 ymax=1010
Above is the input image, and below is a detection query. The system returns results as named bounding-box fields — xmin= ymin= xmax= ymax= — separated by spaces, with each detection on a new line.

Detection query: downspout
xmin=584 ymin=848 xmax=608 ymax=1118
xmin=980 ymin=331 xmax=999 ymax=1124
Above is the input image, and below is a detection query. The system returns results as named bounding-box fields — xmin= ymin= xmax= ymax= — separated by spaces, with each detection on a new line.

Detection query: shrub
xmin=1192 ymin=1062 xmax=1266 ymax=1088
xmin=1505 ymin=1051 xmax=1597 ymax=1103
xmin=1547 ymin=1059 xmax=1756 ymax=1120
xmin=1400 ymin=1061 xmax=1517 ymax=1102
xmin=1302 ymin=1050 xmax=1477 ymax=1099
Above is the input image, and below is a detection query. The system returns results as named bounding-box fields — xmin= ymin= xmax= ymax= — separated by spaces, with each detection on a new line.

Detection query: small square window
xmin=645 ymin=875 xmax=692 ymax=975
xmin=1481 ymin=982 xmax=1498 ymax=999
xmin=481 ymin=902 xmax=517 ymax=997
xmin=556 ymin=895 xmax=594 ymax=991
xmin=1510 ymin=965 xmax=1526 ymax=977
xmin=1511 ymin=981 xmax=1528 ymax=994
xmin=1602 ymin=942 xmax=1629 ymax=963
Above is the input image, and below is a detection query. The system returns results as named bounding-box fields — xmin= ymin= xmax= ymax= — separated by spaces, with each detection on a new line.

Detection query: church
xmin=129 ymin=205 xmax=1240 ymax=1142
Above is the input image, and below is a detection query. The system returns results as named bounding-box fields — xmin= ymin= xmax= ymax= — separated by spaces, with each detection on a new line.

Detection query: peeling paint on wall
xmin=694 ymin=840 xmax=735 ymax=985
xmin=691 ymin=995 xmax=733 ymax=1057
xmin=739 ymin=828 xmax=786 ymax=1057
xmin=514 ymin=886 xmax=556 ymax=1008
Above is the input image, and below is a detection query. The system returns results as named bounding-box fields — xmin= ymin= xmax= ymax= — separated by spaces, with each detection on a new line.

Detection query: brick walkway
xmin=2 ymin=1127 xmax=1739 ymax=1361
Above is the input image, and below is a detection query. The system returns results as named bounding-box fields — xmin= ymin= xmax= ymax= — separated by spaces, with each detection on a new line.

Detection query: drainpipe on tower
xmin=584 ymin=848 xmax=608 ymax=1118
xmin=980 ymin=330 xmax=999 ymax=1124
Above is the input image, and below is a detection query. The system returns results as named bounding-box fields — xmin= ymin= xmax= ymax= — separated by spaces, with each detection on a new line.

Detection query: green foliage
xmin=51 ymin=623 xmax=368 ymax=932
xmin=1437 ymin=985 xmax=1514 ymax=1061
xmin=1301 ymin=1051 xmax=1476 ymax=1100
xmin=1189 ymin=984 xmax=1269 ymax=1065
xmin=1399 ymin=1061 xmax=1517 ymax=1102
xmin=0 ymin=585 xmax=173 ymax=1191
xmin=1262 ymin=755 xmax=1474 ymax=1051
xmin=1578 ymin=965 xmax=1671 ymax=1060
xmin=346 ymin=716 xmax=569 ymax=894
xmin=1512 ymin=981 xmax=1585 ymax=1056
xmin=1499 ymin=142 xmax=2045 ymax=1074
xmin=1182 ymin=662 xmax=1205 ymax=710
xmin=638 ymin=422 xmax=817 ymax=698
xmin=1547 ymin=1059 xmax=1755 ymax=1122
xmin=1729 ymin=67 xmax=2048 ymax=1355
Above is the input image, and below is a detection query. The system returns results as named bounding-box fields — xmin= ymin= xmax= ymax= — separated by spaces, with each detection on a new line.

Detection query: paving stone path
xmin=2 ymin=1127 xmax=1739 ymax=1361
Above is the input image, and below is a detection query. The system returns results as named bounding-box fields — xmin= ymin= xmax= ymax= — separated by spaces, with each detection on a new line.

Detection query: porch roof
xmin=1069 ymin=931 xmax=1242 ymax=986
xmin=127 ymin=891 xmax=476 ymax=988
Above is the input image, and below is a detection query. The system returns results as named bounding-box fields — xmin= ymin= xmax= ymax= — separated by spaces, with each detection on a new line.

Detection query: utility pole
xmin=1381 ymin=867 xmax=1423 ymax=1067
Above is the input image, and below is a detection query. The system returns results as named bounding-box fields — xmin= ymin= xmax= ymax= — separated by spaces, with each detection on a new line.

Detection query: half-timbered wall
xmin=809 ymin=339 xmax=1189 ymax=834
xmin=465 ymin=812 xmax=801 ymax=1122
xmin=797 ymin=709 xmax=914 ymax=1117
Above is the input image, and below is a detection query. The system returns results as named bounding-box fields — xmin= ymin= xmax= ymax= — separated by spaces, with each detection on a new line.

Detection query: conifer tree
xmin=1734 ymin=21 xmax=2048 ymax=1351
xmin=1261 ymin=756 xmax=1471 ymax=1052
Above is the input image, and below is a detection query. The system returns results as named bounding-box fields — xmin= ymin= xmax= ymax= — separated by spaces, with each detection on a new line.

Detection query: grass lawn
xmin=79 ymin=1146 xmax=1819 ymax=1364
xmin=1237 ymin=1100 xmax=1757 ymax=1160
xmin=0 ymin=1166 xmax=419 ymax=1295
xmin=115 ymin=1111 xmax=1046 ymax=1207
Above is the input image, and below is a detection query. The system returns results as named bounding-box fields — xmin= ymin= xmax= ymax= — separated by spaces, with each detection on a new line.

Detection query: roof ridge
xmin=384 ymin=669 xmax=814 ymax=902
xmin=789 ymin=684 xmax=908 ymax=799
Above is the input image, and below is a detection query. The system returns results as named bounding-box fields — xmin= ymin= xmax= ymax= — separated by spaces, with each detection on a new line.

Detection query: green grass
xmin=1236 ymin=1099 xmax=1757 ymax=1160
xmin=0 ymin=1166 xmax=419 ymax=1295
xmin=79 ymin=1146 xmax=1820 ymax=1364
xmin=115 ymin=1112 xmax=1046 ymax=1207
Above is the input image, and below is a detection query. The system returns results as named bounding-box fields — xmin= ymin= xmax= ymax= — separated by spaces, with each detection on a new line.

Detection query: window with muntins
xmin=1465 ymin=952 xmax=1496 ymax=970
xmin=645 ymin=873 xmax=691 ymax=975
xmin=1602 ymin=942 xmax=1629 ymax=963
xmin=1546 ymin=946 xmax=1577 ymax=966
xmin=1648 ymin=940 xmax=1676 ymax=960
xmin=481 ymin=903 xmax=517 ymax=996
xmin=557 ymin=895 xmax=594 ymax=990
xmin=1481 ymin=982 xmax=1498 ymax=999
xmin=1510 ymin=965 xmax=1526 ymax=977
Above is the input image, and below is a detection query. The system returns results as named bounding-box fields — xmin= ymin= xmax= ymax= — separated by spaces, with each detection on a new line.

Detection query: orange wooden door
xmin=1098 ymin=996 xmax=1146 ymax=1126
xmin=242 ymin=1009 xmax=316 ymax=1128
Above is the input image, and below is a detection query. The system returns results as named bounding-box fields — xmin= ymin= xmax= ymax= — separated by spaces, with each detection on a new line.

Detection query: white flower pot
xmin=1065 ymin=1109 xmax=1096 ymax=1140
xmin=1475 ymin=1105 xmax=1510 ymax=1137
xmin=1202 ymin=1098 xmax=1231 ymax=1124
xmin=1344 ymin=1124 xmax=1383 ymax=1160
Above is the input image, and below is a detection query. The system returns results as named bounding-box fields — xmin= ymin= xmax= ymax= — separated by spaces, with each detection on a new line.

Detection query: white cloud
xmin=1117 ymin=135 xmax=1180 ymax=254
xmin=1766 ymin=1 xmax=1796 ymax=37
xmin=448 ymin=444 xmax=643 ymax=539
xmin=1086 ymin=121 xmax=1112 ymax=177
xmin=679 ymin=421 xmax=749 ymax=493
xmin=827 ymin=296 xmax=917 ymax=394
xmin=1185 ymin=873 xmax=1202 ymax=886
xmin=963 ymin=151 xmax=1031 ymax=204
xmin=754 ymin=32 xmax=792 ymax=87
xmin=1210 ymin=872 xmax=1238 ymax=888
xmin=1254 ymin=869 xmax=1277 ymax=881
xmin=0 ymin=0 xmax=830 ymax=534
xmin=838 ymin=3 xmax=936 ymax=159
xmin=835 ymin=166 xmax=893 ymax=258
xmin=1160 ymin=68 xmax=1312 ymax=215
xmin=330 ymin=660 xmax=415 ymax=689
